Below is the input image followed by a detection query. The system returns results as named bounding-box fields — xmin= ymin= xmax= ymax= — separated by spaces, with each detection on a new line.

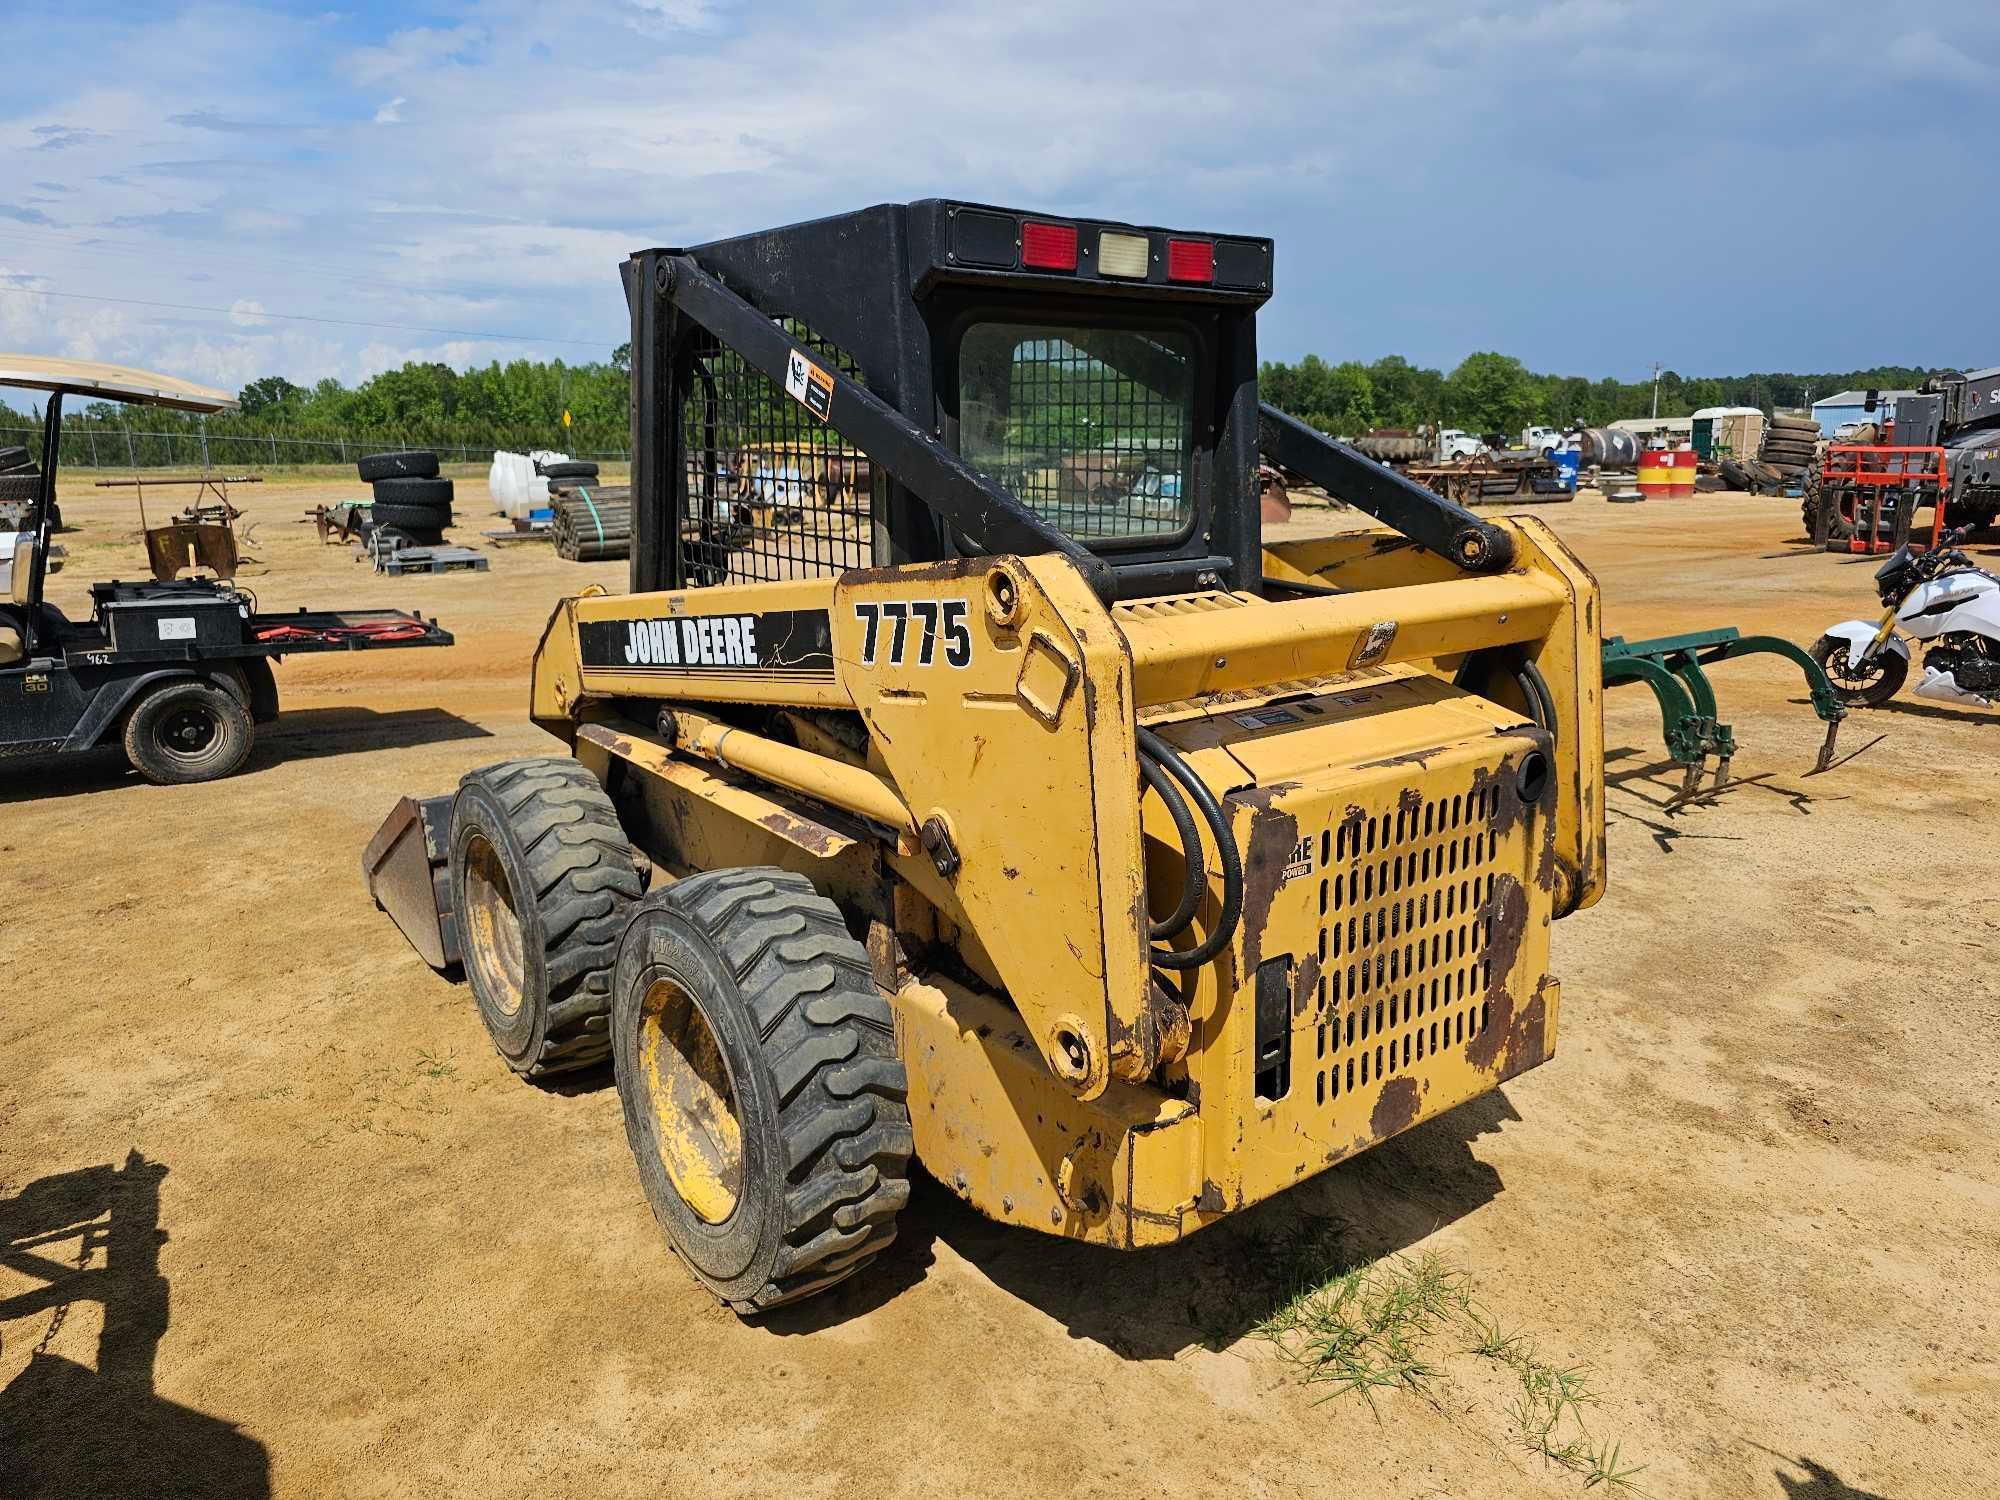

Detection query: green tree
xmin=1444 ymin=352 xmax=1534 ymax=436
xmin=237 ymin=375 xmax=303 ymax=418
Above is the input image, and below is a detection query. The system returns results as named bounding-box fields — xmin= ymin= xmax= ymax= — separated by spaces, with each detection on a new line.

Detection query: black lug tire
xmin=373 ymin=475 xmax=453 ymax=508
xmin=369 ymin=498 xmax=453 ymax=531
xmin=1769 ymin=417 xmax=1820 ymax=435
xmin=612 ymin=868 xmax=913 ymax=1314
xmin=450 ymin=758 xmax=644 ymax=1079
xmin=46 ymin=501 xmax=62 ymax=533
xmin=537 ymin=460 xmax=599 ymax=480
xmin=122 ymin=678 xmax=254 ymax=785
xmin=1809 ymin=634 xmax=1907 ymax=707
xmin=357 ymin=450 xmax=439 ymax=482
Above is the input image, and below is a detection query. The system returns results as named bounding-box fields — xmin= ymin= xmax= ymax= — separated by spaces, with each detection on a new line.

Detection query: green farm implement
xmin=1602 ymin=627 xmax=1846 ymax=798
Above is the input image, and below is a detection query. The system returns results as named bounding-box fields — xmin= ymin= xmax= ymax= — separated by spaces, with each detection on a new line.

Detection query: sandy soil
xmin=3 ymin=477 xmax=1996 ymax=1500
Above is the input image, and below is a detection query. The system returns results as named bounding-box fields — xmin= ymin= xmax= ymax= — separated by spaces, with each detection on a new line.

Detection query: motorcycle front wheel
xmin=1810 ymin=634 xmax=1908 ymax=707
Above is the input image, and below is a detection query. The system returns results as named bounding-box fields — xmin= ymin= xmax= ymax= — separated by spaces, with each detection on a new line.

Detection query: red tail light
xmin=1166 ymin=239 xmax=1214 ymax=283
xmin=1021 ymin=220 xmax=1079 ymax=271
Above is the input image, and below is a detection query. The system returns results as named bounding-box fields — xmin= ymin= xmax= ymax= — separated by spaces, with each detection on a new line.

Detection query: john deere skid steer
xmin=366 ymin=200 xmax=1605 ymax=1313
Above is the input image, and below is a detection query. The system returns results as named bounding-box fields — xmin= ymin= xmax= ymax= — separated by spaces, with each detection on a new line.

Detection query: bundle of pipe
xmin=552 ymin=484 xmax=632 ymax=562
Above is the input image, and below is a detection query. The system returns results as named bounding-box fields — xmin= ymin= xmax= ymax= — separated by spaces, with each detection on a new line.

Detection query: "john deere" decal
xmin=579 ymin=608 xmax=835 ymax=676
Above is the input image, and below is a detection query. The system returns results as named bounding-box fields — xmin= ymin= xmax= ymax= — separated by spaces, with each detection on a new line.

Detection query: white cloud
xmin=4 ymin=0 xmax=1998 ymax=387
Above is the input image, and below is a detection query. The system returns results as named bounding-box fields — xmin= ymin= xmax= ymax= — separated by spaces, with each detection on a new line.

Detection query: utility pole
xmin=1650 ymin=362 xmax=1663 ymax=419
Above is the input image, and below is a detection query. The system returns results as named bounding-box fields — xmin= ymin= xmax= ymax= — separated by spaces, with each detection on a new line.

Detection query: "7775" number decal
xmin=854 ymin=600 xmax=972 ymax=668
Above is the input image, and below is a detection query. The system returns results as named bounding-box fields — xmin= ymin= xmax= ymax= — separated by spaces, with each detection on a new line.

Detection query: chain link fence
xmin=0 ymin=422 xmax=630 ymax=471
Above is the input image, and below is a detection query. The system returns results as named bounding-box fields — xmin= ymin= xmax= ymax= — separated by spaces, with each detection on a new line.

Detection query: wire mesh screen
xmin=958 ymin=323 xmax=1195 ymax=543
xmin=677 ymin=322 xmax=875 ymax=587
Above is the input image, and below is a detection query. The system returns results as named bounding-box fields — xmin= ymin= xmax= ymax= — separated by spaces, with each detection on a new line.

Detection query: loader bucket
xmin=362 ymin=794 xmax=460 ymax=969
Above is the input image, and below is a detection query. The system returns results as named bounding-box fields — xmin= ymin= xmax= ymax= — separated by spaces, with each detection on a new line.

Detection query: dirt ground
xmin=3 ymin=476 xmax=1995 ymax=1500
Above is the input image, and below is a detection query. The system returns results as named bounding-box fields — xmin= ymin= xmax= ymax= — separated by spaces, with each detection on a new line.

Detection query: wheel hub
xmin=461 ymin=834 xmax=527 ymax=1017
xmin=160 ymin=705 xmax=218 ymax=758
xmin=638 ymin=976 xmax=743 ymax=1225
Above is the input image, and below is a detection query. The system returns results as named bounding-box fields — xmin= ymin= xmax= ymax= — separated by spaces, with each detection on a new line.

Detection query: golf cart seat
xmin=1 ymin=535 xmax=32 ymax=663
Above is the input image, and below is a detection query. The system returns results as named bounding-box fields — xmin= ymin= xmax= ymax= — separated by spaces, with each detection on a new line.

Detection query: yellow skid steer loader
xmin=366 ymin=200 xmax=1604 ymax=1313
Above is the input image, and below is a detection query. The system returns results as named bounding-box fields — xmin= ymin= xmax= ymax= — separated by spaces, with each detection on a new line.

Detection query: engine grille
xmin=1311 ymin=778 xmax=1503 ymax=1109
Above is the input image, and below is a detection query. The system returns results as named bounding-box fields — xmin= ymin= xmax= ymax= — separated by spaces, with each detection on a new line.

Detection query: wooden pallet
xmin=371 ymin=543 xmax=489 ymax=575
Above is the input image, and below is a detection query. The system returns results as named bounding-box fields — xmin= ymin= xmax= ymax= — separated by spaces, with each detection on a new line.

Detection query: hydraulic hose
xmin=1136 ymin=726 xmax=1243 ymax=971
xmin=1139 ymin=750 xmax=1205 ymax=940
xmin=1455 ymin=649 xmax=1558 ymax=747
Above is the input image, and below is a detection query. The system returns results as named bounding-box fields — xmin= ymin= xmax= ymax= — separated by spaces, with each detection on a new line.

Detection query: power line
xmin=0 ymin=284 xmax=611 ymax=350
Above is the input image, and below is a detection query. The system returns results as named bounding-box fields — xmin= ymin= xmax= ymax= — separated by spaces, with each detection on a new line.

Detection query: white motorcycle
xmin=1810 ymin=528 xmax=2000 ymax=708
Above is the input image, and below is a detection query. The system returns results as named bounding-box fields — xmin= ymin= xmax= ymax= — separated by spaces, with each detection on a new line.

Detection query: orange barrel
xmin=1636 ymin=449 xmax=1697 ymax=499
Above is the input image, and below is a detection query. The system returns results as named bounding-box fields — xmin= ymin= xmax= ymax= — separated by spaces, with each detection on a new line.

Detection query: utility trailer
xmin=1 ymin=356 xmax=453 ymax=785
xmin=369 ymin=200 xmax=1605 ymax=1314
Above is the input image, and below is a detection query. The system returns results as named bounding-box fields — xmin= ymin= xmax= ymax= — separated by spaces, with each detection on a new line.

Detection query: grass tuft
xmin=1242 ymin=1223 xmax=1648 ymax=1493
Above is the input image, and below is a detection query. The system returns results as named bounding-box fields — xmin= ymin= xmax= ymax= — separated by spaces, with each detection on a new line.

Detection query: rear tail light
xmin=1097 ymin=231 xmax=1149 ymax=278
xmin=1021 ymin=221 xmax=1079 ymax=271
xmin=1166 ymin=239 xmax=1214 ymax=283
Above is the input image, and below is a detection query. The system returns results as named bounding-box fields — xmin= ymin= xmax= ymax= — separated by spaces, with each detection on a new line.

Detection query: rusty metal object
xmin=361 ymin=794 xmax=460 ymax=969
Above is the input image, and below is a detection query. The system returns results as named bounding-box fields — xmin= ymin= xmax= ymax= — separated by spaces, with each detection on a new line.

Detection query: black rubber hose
xmin=1136 ymin=726 xmax=1243 ymax=970
xmin=1518 ymin=659 xmax=1558 ymax=745
xmin=1455 ymin=649 xmax=1558 ymax=747
xmin=1139 ymin=750 xmax=1205 ymax=941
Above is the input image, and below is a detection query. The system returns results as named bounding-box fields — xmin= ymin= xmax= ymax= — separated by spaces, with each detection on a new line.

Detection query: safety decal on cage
xmin=784 ymin=349 xmax=835 ymax=423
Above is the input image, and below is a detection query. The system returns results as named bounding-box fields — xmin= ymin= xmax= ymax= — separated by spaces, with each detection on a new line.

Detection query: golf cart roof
xmin=0 ymin=354 xmax=238 ymax=414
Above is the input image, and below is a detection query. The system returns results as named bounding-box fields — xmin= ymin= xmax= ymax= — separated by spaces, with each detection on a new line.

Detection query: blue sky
xmin=3 ymin=0 xmax=1996 ymax=399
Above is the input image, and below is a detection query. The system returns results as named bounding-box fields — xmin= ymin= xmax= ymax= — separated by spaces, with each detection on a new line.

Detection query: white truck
xmin=1436 ymin=428 xmax=1485 ymax=461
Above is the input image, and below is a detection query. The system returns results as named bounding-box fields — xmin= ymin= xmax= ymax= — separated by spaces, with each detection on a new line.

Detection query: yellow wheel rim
xmin=638 ymin=976 xmax=743 ymax=1224
xmin=462 ymin=833 xmax=526 ymax=1017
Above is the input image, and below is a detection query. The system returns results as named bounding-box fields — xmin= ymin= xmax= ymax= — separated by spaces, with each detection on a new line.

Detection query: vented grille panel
xmin=1310 ymin=780 xmax=1504 ymax=1108
xmin=678 ymin=321 xmax=874 ymax=587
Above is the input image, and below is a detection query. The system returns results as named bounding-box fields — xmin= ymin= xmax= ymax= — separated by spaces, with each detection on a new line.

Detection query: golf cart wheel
xmin=450 ymin=758 xmax=644 ymax=1079
xmin=1809 ymin=634 xmax=1907 ymax=707
xmin=612 ymin=868 xmax=912 ymax=1314
xmin=122 ymin=678 xmax=254 ymax=785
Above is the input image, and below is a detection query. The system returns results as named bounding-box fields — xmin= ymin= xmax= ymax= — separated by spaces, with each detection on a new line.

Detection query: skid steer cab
xmin=366 ymin=200 xmax=1604 ymax=1315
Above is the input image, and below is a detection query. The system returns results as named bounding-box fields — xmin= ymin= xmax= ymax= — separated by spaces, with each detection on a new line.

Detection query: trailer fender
xmin=1821 ymin=620 xmax=1907 ymax=672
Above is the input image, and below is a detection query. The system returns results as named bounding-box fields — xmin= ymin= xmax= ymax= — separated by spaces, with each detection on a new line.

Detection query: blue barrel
xmin=1552 ymin=448 xmax=1581 ymax=492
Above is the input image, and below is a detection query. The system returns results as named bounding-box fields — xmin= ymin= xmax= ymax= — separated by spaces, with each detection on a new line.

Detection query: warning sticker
xmin=1232 ymin=706 xmax=1302 ymax=730
xmin=784 ymin=349 xmax=835 ymax=423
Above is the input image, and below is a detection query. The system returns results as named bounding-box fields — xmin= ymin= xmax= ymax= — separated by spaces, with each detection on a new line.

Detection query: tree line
xmin=2 ymin=344 xmax=1944 ymax=462
xmin=1258 ymin=353 xmax=1937 ymax=440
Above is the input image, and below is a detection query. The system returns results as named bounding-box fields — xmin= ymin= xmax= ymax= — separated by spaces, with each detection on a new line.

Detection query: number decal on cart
xmin=855 ymin=600 xmax=972 ymax=668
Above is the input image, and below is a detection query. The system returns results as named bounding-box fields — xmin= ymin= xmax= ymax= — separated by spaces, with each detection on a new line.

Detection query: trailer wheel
xmin=450 ymin=758 xmax=644 ymax=1079
xmin=122 ymin=678 xmax=254 ymax=785
xmin=612 ymin=869 xmax=912 ymax=1314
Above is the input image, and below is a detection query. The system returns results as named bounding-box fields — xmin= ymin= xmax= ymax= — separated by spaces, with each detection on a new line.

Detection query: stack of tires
xmin=536 ymin=456 xmax=599 ymax=489
xmin=1757 ymin=415 xmax=1821 ymax=487
xmin=359 ymin=450 xmax=451 ymax=546
xmin=0 ymin=445 xmax=59 ymax=532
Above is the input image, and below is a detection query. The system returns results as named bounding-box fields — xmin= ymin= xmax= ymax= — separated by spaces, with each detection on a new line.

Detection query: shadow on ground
xmin=0 ymin=1152 xmax=269 ymax=1499
xmin=0 ymin=706 xmax=489 ymax=803
xmin=1756 ymin=1445 xmax=1893 ymax=1499
xmin=762 ymin=1086 xmax=1520 ymax=1358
